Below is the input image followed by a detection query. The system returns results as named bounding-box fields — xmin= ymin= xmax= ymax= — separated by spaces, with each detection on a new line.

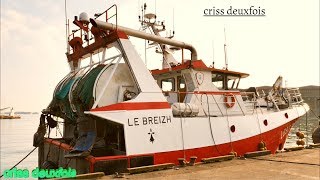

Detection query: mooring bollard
xmin=189 ymin=156 xmax=197 ymax=166
xmin=178 ymin=158 xmax=186 ymax=166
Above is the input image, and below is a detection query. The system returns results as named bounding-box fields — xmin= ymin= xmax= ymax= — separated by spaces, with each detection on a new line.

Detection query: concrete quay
xmin=99 ymin=148 xmax=319 ymax=180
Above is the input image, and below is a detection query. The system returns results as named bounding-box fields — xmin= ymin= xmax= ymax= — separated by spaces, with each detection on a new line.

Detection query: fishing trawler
xmin=33 ymin=4 xmax=309 ymax=175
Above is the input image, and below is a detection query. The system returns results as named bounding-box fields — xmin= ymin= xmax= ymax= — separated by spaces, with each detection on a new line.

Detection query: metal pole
xmin=90 ymin=19 xmax=198 ymax=60
xmin=224 ymin=28 xmax=228 ymax=70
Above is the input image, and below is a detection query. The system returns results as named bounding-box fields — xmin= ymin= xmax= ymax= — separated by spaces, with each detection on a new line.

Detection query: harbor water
xmin=0 ymin=114 xmax=319 ymax=177
xmin=1 ymin=114 xmax=39 ymax=176
xmin=0 ymin=114 xmax=63 ymax=176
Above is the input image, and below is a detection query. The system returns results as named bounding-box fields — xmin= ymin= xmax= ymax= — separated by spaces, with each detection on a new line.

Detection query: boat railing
xmin=75 ymin=54 xmax=122 ymax=72
xmin=210 ymin=93 xmax=246 ymax=116
xmin=240 ymin=87 xmax=305 ymax=112
xmin=198 ymin=93 xmax=246 ymax=116
xmin=164 ymin=91 xmax=246 ymax=117
xmin=68 ymin=28 xmax=84 ymax=52
xmin=238 ymin=87 xmax=275 ymax=112
xmin=257 ymin=89 xmax=266 ymax=98
xmin=67 ymin=4 xmax=118 ymax=55
xmin=285 ymin=87 xmax=304 ymax=105
xmin=94 ymin=4 xmax=118 ymax=27
xmin=240 ymin=92 xmax=259 ymax=114
xmin=164 ymin=88 xmax=302 ymax=117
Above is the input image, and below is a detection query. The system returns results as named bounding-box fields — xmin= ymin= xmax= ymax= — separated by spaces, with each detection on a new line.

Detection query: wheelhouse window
xmin=227 ymin=75 xmax=241 ymax=89
xmin=177 ymin=76 xmax=186 ymax=102
xmin=161 ymin=78 xmax=175 ymax=91
xmin=212 ymin=73 xmax=224 ymax=89
xmin=212 ymin=73 xmax=241 ymax=90
xmin=178 ymin=76 xmax=186 ymax=90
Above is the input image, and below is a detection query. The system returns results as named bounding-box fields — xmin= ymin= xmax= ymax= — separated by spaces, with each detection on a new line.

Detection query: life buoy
xmin=224 ymin=93 xmax=236 ymax=108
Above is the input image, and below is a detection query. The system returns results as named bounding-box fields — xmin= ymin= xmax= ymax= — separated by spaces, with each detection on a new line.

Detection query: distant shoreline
xmin=0 ymin=112 xmax=39 ymax=115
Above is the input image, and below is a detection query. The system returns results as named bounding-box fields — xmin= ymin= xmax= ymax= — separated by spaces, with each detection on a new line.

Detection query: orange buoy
xmin=296 ymin=131 xmax=305 ymax=139
xmin=224 ymin=93 xmax=236 ymax=108
xmin=296 ymin=139 xmax=305 ymax=146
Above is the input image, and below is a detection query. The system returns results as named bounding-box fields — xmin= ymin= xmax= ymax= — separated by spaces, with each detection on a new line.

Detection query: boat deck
xmin=100 ymin=147 xmax=319 ymax=179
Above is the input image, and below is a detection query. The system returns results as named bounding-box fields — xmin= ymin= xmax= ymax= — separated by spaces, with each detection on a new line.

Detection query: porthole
xmin=230 ymin=125 xmax=236 ymax=133
xmin=263 ymin=119 xmax=268 ymax=126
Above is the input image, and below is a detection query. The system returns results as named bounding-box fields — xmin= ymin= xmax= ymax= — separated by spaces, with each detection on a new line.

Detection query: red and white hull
xmin=88 ymin=103 xmax=309 ymax=166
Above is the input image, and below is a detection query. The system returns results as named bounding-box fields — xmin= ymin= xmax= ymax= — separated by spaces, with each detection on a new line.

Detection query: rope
xmin=178 ymin=93 xmax=186 ymax=159
xmin=301 ymin=105 xmax=314 ymax=146
xmin=56 ymin=142 xmax=62 ymax=165
xmin=248 ymin=157 xmax=320 ymax=166
xmin=57 ymin=125 xmax=63 ymax=137
xmin=225 ymin=104 xmax=235 ymax=152
xmin=0 ymin=147 xmax=38 ymax=178
xmin=206 ymin=94 xmax=224 ymax=156
xmin=254 ymin=108 xmax=263 ymax=142
xmin=48 ymin=126 xmax=51 ymax=138
xmin=46 ymin=142 xmax=52 ymax=160
xmin=64 ymin=159 xmax=72 ymax=168
xmin=304 ymin=106 xmax=308 ymax=145
xmin=309 ymin=108 xmax=320 ymax=119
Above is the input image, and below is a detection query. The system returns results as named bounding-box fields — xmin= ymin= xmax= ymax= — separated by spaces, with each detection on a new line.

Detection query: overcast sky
xmin=1 ymin=0 xmax=319 ymax=111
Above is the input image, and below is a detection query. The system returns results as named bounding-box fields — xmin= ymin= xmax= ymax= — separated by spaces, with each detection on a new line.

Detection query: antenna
xmin=212 ymin=40 xmax=215 ymax=67
xmin=138 ymin=0 xmax=141 ymax=21
xmin=145 ymin=36 xmax=147 ymax=66
xmin=224 ymin=27 xmax=228 ymax=70
xmin=155 ymin=0 xmax=157 ymax=16
xmin=143 ymin=2 xmax=147 ymax=65
xmin=172 ymin=8 xmax=175 ymax=35
xmin=64 ymin=0 xmax=69 ymax=54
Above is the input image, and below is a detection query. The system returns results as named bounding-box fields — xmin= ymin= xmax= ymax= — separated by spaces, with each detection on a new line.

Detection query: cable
xmin=249 ymin=157 xmax=320 ymax=166
xmin=225 ymin=102 xmax=235 ymax=153
xmin=206 ymin=94 xmax=224 ymax=156
xmin=304 ymin=106 xmax=308 ymax=145
xmin=309 ymin=108 xmax=320 ymax=119
xmin=57 ymin=125 xmax=63 ymax=137
xmin=0 ymin=147 xmax=38 ymax=178
xmin=64 ymin=159 xmax=72 ymax=168
xmin=178 ymin=94 xmax=186 ymax=159
xmin=254 ymin=107 xmax=263 ymax=142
